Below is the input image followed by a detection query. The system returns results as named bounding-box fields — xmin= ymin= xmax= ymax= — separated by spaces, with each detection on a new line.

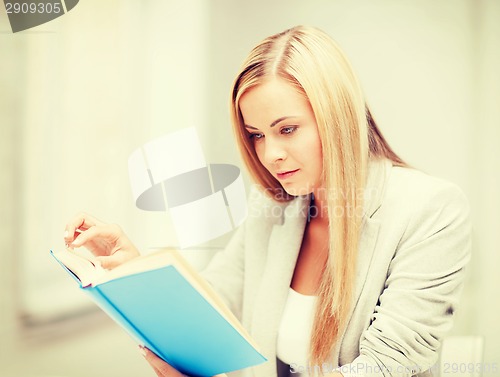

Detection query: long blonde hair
xmin=230 ymin=26 xmax=406 ymax=366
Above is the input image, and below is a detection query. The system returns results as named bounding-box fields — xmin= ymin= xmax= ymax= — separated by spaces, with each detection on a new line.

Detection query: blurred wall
xmin=1 ymin=0 xmax=499 ymax=375
xmin=0 ymin=1 xmax=211 ymax=375
xmin=471 ymin=0 xmax=500 ymax=366
xmin=0 ymin=8 xmax=23 ymax=366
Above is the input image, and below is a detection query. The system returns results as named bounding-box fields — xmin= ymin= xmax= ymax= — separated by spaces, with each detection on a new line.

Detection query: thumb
xmin=95 ymin=254 xmax=126 ymax=270
xmin=141 ymin=347 xmax=184 ymax=376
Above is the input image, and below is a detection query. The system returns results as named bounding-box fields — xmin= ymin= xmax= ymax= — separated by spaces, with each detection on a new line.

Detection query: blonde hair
xmin=230 ymin=26 xmax=406 ymax=366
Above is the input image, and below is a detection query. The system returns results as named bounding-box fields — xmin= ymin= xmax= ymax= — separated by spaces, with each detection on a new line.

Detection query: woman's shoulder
xmin=382 ymin=162 xmax=470 ymax=219
xmin=389 ymin=164 xmax=467 ymax=199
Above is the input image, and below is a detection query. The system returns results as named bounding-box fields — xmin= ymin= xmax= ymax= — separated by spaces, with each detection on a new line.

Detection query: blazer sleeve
xmin=200 ymin=222 xmax=246 ymax=320
xmin=340 ymin=181 xmax=472 ymax=377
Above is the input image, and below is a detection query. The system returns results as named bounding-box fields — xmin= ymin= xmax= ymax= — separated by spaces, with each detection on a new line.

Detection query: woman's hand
xmin=140 ymin=347 xmax=227 ymax=377
xmin=64 ymin=212 xmax=140 ymax=269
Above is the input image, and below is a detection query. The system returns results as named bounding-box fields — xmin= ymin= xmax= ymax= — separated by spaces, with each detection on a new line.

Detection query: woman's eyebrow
xmin=245 ymin=116 xmax=297 ymax=130
xmin=270 ymin=116 xmax=294 ymax=128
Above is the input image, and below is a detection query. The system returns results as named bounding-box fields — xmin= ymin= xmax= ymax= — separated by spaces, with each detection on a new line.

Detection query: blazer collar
xmin=362 ymin=158 xmax=392 ymax=219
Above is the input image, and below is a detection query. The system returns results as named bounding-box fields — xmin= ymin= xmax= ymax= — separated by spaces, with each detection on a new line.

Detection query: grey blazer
xmin=201 ymin=158 xmax=472 ymax=377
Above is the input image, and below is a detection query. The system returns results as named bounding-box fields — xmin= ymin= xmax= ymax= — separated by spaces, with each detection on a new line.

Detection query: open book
xmin=50 ymin=248 xmax=266 ymax=377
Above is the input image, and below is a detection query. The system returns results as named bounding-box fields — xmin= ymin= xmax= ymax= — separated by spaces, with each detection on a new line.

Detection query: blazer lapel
xmin=355 ymin=159 xmax=391 ymax=302
xmin=335 ymin=158 xmax=392 ymax=355
xmin=250 ymin=194 xmax=310 ymax=375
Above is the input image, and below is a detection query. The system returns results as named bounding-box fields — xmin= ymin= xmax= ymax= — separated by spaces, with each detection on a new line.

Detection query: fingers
xmin=69 ymin=224 xmax=119 ymax=249
xmin=63 ymin=213 xmax=140 ymax=269
xmin=64 ymin=212 xmax=103 ymax=245
xmin=141 ymin=347 xmax=186 ymax=377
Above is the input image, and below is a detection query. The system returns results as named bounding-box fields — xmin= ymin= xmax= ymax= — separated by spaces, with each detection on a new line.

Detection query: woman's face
xmin=239 ymin=77 xmax=323 ymax=196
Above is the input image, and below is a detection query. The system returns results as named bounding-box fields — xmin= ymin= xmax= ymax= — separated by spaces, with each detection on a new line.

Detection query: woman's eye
xmin=249 ymin=133 xmax=264 ymax=141
xmin=281 ymin=126 xmax=297 ymax=135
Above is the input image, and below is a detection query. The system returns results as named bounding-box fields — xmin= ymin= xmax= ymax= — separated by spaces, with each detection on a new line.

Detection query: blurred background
xmin=1 ymin=0 xmax=499 ymax=376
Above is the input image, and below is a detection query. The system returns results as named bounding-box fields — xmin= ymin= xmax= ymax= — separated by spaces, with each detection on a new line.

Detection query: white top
xmin=276 ymin=288 xmax=317 ymax=375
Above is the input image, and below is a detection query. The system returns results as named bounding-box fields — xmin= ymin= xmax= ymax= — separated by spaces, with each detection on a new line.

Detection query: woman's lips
xmin=277 ymin=169 xmax=299 ymax=180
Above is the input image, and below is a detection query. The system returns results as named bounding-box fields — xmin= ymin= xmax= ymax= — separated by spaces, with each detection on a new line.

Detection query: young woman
xmin=64 ymin=26 xmax=471 ymax=377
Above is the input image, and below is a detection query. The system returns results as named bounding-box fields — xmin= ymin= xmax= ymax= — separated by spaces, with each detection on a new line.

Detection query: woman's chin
xmin=280 ymin=185 xmax=314 ymax=197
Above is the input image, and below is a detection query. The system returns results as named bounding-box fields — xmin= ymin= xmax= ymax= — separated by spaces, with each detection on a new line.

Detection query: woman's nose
xmin=263 ymin=137 xmax=287 ymax=165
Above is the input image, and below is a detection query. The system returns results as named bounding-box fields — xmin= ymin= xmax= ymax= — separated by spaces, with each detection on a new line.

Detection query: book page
xmin=51 ymin=249 xmax=105 ymax=287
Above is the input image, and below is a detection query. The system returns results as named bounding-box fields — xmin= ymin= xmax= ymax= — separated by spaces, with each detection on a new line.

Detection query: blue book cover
xmin=50 ymin=249 xmax=267 ymax=377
